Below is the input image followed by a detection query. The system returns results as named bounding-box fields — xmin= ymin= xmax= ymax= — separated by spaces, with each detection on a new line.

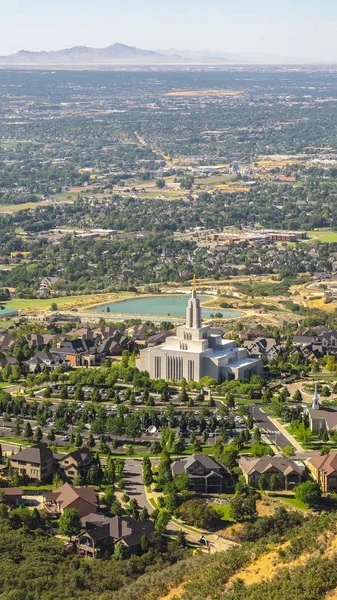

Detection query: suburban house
xmin=242 ymin=337 xmax=280 ymax=360
xmin=76 ymin=513 xmax=154 ymax=558
xmin=0 ymin=333 xmax=15 ymax=352
xmin=171 ymin=453 xmax=232 ymax=493
xmin=58 ymin=448 xmax=98 ymax=482
xmin=322 ymin=330 xmax=337 ymax=351
xmin=44 ymin=483 xmax=98 ymax=518
xmin=239 ymin=455 xmax=304 ymax=490
xmin=147 ymin=331 xmax=175 ymax=347
xmin=96 ymin=337 xmax=124 ymax=357
xmin=26 ymin=333 xmax=55 ymax=349
xmin=308 ymin=453 xmax=337 ymax=492
xmin=3 ymin=487 xmax=23 ymax=506
xmin=25 ymin=350 xmax=64 ymax=372
xmin=0 ymin=356 xmax=18 ymax=369
xmin=56 ymin=339 xmax=103 ymax=367
xmin=10 ymin=445 xmax=54 ymax=481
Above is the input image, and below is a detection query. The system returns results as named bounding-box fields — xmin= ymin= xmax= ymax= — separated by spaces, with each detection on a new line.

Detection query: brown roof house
xmin=58 ymin=448 xmax=98 ymax=482
xmin=308 ymin=453 xmax=337 ymax=493
xmin=44 ymin=483 xmax=98 ymax=518
xmin=171 ymin=453 xmax=232 ymax=493
xmin=10 ymin=444 xmax=54 ymax=482
xmin=76 ymin=513 xmax=154 ymax=558
xmin=239 ymin=454 xmax=304 ymax=490
xmin=3 ymin=487 xmax=23 ymax=506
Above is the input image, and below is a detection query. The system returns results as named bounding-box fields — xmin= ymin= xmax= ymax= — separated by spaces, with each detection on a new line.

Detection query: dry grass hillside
xmin=110 ymin=511 xmax=337 ymax=600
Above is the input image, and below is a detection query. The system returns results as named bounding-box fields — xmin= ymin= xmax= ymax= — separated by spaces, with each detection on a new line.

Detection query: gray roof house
xmin=171 ymin=453 xmax=232 ymax=493
xmin=76 ymin=513 xmax=154 ymax=558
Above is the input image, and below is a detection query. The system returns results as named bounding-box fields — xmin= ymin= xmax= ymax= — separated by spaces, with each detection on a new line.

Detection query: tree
xmin=150 ymin=441 xmax=162 ymax=454
xmin=294 ymin=481 xmax=321 ymax=507
xmin=139 ymin=507 xmax=149 ymax=522
xmin=156 ymin=454 xmax=172 ymax=490
xmin=156 ymin=178 xmax=165 ymax=189
xmin=115 ymin=458 xmax=125 ymax=480
xmin=229 ymin=496 xmax=257 ymax=522
xmin=34 ymin=426 xmax=43 ymax=442
xmin=58 ymin=508 xmax=81 ymax=540
xmin=59 ymin=386 xmax=68 ymax=400
xmin=114 ymin=541 xmax=128 ymax=560
xmin=253 ymin=427 xmax=261 ymax=442
xmin=142 ymin=456 xmax=153 ymax=487
xmin=104 ymin=459 xmax=115 ymax=485
xmin=24 ymin=422 xmax=33 ymax=439
xmin=251 ymin=442 xmax=272 ymax=458
xmin=258 ymin=474 xmax=268 ymax=490
xmin=103 ymin=485 xmax=116 ymax=508
xmin=283 ymin=445 xmax=295 ymax=457
xmin=178 ymin=500 xmax=221 ymax=530
xmin=75 ymin=433 xmax=83 ymax=447
xmin=278 ymin=387 xmax=290 ymax=402
xmin=293 ymin=389 xmax=303 ymax=403
xmin=47 ymin=428 xmax=55 ymax=443
xmin=0 ymin=444 xmax=3 ymax=465
xmin=326 ymin=355 xmax=337 ymax=373
xmin=154 ymin=508 xmax=171 ymax=534
xmin=74 ymin=386 xmax=84 ymax=402
xmin=52 ymin=474 xmax=63 ymax=490
xmin=13 ymin=418 xmax=22 ymax=437
xmin=322 ymin=429 xmax=329 ymax=443
xmin=43 ymin=386 xmax=52 ymax=399
xmin=269 ymin=474 xmax=279 ymax=491
xmin=87 ymin=433 xmax=95 ymax=449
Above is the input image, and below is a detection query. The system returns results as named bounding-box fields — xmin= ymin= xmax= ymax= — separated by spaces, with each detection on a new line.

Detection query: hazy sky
xmin=1 ymin=0 xmax=337 ymax=60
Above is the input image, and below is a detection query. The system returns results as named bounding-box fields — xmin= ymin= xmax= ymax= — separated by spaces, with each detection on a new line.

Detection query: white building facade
xmin=137 ymin=291 xmax=263 ymax=382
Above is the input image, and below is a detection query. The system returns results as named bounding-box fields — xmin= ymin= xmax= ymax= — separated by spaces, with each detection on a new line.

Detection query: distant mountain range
xmin=0 ymin=43 xmax=312 ymax=67
xmin=158 ymin=49 xmax=313 ymax=65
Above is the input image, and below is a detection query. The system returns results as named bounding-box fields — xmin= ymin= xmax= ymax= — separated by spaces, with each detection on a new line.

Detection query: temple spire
xmin=186 ymin=281 xmax=202 ymax=329
xmin=312 ymin=383 xmax=320 ymax=410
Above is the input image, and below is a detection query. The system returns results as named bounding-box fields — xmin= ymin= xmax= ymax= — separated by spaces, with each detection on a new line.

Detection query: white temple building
xmin=137 ymin=290 xmax=263 ymax=382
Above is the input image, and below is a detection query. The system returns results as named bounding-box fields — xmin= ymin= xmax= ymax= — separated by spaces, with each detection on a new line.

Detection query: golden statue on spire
xmin=192 ymin=274 xmax=196 ymax=291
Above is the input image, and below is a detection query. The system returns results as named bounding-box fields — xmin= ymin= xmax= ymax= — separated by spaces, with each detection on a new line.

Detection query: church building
xmin=137 ymin=290 xmax=263 ymax=382
xmin=308 ymin=384 xmax=337 ymax=433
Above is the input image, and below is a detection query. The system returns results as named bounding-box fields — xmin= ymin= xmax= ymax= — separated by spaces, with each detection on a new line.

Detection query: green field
xmin=307 ymin=230 xmax=337 ymax=243
xmin=2 ymin=291 xmax=134 ymax=312
xmin=0 ymin=202 xmax=50 ymax=214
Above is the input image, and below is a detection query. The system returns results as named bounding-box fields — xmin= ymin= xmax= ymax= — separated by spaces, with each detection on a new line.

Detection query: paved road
xmin=124 ymin=459 xmax=153 ymax=513
xmin=252 ymin=407 xmax=294 ymax=449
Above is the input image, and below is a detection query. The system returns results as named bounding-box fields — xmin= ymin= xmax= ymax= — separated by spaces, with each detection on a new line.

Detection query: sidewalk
xmin=268 ymin=417 xmax=304 ymax=452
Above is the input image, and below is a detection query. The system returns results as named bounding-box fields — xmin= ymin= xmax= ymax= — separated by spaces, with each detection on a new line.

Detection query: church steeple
xmin=186 ymin=276 xmax=202 ymax=329
xmin=312 ymin=383 xmax=320 ymax=410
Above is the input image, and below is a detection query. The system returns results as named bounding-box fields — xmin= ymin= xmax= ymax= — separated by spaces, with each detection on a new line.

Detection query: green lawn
xmin=22 ymin=484 xmax=54 ymax=492
xmin=269 ymin=493 xmax=310 ymax=512
xmin=211 ymin=504 xmax=234 ymax=521
xmin=0 ymin=437 xmax=31 ymax=447
xmin=307 ymin=230 xmax=337 ymax=243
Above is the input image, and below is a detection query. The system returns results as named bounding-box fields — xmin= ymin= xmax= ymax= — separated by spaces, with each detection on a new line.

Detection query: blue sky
xmin=1 ymin=0 xmax=337 ymax=60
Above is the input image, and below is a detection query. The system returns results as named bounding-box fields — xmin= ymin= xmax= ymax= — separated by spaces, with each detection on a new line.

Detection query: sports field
xmin=307 ymin=230 xmax=337 ymax=243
